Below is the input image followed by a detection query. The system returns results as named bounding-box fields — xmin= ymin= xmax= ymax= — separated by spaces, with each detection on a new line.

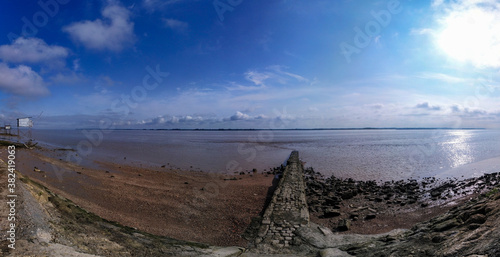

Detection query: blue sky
xmin=1 ymin=0 xmax=500 ymax=129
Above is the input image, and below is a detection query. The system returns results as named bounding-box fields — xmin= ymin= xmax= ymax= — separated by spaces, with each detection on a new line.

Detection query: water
xmin=14 ymin=129 xmax=500 ymax=181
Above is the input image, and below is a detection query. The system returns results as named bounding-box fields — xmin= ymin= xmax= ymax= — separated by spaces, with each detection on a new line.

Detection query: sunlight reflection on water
xmin=26 ymin=129 xmax=500 ymax=181
xmin=441 ymin=131 xmax=475 ymax=168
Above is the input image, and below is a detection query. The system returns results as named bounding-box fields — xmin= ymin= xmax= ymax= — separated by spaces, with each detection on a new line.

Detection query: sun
xmin=436 ymin=4 xmax=500 ymax=68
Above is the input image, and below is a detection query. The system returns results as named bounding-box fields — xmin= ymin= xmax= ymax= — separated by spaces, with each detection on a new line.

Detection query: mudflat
xmin=12 ymin=147 xmax=274 ymax=247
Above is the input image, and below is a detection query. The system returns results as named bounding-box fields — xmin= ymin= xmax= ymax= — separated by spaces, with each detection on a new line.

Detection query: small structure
xmin=17 ymin=117 xmax=33 ymax=127
xmin=0 ymin=125 xmax=13 ymax=136
xmin=17 ymin=117 xmax=34 ymax=142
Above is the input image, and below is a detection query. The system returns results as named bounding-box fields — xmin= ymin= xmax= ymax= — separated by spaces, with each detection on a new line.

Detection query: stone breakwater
xmin=255 ymin=151 xmax=310 ymax=249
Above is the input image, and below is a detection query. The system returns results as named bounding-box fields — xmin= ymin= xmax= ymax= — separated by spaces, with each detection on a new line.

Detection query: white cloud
xmin=244 ymin=66 xmax=309 ymax=87
xmin=415 ymin=102 xmax=442 ymax=111
xmin=225 ymin=82 xmax=265 ymax=91
xmin=143 ymin=114 xmax=209 ymax=125
xmin=72 ymin=59 xmax=81 ymax=71
xmin=50 ymin=72 xmax=84 ymax=84
xmin=0 ymin=37 xmax=69 ymax=65
xmin=245 ymin=70 xmax=271 ymax=86
xmin=368 ymin=104 xmax=384 ymax=110
xmin=268 ymin=65 xmax=309 ymax=82
xmin=411 ymin=28 xmax=435 ymax=36
xmin=432 ymin=0 xmax=445 ymax=8
xmin=228 ymin=111 xmax=250 ymax=121
xmin=0 ymin=63 xmax=49 ymax=96
xmin=63 ymin=2 xmax=135 ymax=52
xmin=220 ymin=111 xmax=272 ymax=122
xmin=450 ymin=104 xmax=488 ymax=116
xmin=163 ymin=18 xmax=189 ymax=33
xmin=142 ymin=0 xmax=183 ymax=11
xmin=416 ymin=72 xmax=466 ymax=83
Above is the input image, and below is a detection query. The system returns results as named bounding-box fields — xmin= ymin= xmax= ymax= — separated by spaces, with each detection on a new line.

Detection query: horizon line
xmin=32 ymin=127 xmax=488 ymax=131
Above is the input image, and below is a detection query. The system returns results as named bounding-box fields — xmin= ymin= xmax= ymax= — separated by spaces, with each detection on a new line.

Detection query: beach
xmin=7 ymin=142 xmax=498 ymax=247
xmin=1 ymin=142 xmax=500 ymax=256
xmin=11 ymin=146 xmax=274 ymax=246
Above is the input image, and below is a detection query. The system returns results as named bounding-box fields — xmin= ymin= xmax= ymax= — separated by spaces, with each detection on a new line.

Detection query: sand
xmin=12 ymin=147 xmax=274 ymax=247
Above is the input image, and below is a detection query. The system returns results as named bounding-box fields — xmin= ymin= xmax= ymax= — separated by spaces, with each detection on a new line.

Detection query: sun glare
xmin=436 ymin=6 xmax=500 ymax=68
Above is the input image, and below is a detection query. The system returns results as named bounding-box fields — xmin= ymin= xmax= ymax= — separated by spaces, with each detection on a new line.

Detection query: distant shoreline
xmin=59 ymin=127 xmax=488 ymax=131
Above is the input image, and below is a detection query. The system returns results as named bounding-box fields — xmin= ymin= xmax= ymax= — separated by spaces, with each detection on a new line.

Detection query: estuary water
xmin=15 ymin=129 xmax=500 ymax=181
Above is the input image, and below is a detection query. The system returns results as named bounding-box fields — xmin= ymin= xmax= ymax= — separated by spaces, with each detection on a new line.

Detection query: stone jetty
xmin=255 ymin=151 xmax=310 ymax=249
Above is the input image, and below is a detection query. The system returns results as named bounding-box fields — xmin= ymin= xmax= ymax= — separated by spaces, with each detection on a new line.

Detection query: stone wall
xmin=255 ymin=151 xmax=310 ymax=249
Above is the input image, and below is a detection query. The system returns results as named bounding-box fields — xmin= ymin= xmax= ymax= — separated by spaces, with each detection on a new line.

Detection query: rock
xmin=323 ymin=208 xmax=341 ymax=218
xmin=319 ymin=248 xmax=355 ymax=257
xmin=466 ymin=214 xmax=487 ymax=225
xmin=341 ymin=190 xmax=356 ymax=200
xmin=365 ymin=214 xmax=376 ymax=220
xmin=468 ymin=224 xmax=481 ymax=230
xmin=431 ymin=190 xmax=441 ymax=198
xmin=433 ymin=218 xmax=461 ymax=232
xmin=318 ymin=226 xmax=333 ymax=236
xmin=432 ymin=235 xmax=444 ymax=243
xmin=337 ymin=219 xmax=351 ymax=231
xmin=208 ymin=246 xmax=244 ymax=256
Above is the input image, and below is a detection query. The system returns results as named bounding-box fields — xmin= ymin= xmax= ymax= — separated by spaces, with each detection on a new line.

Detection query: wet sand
xmin=12 ymin=147 xmax=274 ymax=247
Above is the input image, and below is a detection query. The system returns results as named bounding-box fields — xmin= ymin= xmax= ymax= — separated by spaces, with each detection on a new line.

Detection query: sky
xmin=0 ymin=0 xmax=500 ymax=129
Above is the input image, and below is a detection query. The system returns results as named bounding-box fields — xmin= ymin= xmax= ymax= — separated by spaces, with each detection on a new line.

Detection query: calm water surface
xmin=16 ymin=129 xmax=500 ymax=181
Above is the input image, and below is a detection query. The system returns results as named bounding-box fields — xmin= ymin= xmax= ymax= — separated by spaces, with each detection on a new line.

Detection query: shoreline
xmin=2 ymin=143 xmax=500 ymax=250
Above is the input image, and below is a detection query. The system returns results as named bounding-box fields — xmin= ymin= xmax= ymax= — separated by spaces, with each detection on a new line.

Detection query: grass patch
xmin=485 ymin=187 xmax=500 ymax=198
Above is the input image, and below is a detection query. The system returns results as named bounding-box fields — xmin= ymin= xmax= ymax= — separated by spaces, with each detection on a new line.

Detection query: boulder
xmin=466 ymin=214 xmax=487 ymax=225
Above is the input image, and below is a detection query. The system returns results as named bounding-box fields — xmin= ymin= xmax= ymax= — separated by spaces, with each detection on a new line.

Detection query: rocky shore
xmin=303 ymin=166 xmax=500 ymax=235
xmin=343 ymin=189 xmax=500 ymax=256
